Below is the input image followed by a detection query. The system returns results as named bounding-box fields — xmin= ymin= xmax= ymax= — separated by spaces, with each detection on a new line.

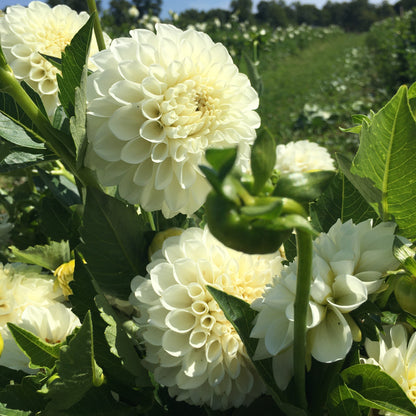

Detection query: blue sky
xmin=1 ymin=0 xmax=394 ymax=19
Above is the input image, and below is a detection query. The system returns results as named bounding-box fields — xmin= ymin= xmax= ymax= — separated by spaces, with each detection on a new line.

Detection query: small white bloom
xmin=86 ymin=23 xmax=260 ymax=218
xmin=130 ymin=226 xmax=282 ymax=409
xmin=362 ymin=325 xmax=416 ymax=414
xmin=274 ymin=140 xmax=335 ymax=173
xmin=0 ymin=303 xmax=80 ymax=372
xmin=250 ymin=219 xmax=399 ymax=390
xmin=0 ymin=1 xmax=110 ymax=116
xmin=128 ymin=5 xmax=140 ymax=18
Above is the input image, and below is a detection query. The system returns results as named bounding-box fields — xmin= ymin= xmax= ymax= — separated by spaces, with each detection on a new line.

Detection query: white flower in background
xmin=0 ymin=214 xmax=13 ymax=246
xmin=0 ymin=263 xmax=62 ymax=327
xmin=86 ymin=23 xmax=260 ymax=218
xmin=250 ymin=219 xmax=398 ymax=390
xmin=128 ymin=5 xmax=140 ymax=18
xmin=130 ymin=227 xmax=282 ymax=409
xmin=362 ymin=325 xmax=416 ymax=414
xmin=274 ymin=140 xmax=335 ymax=173
xmin=0 ymin=1 xmax=110 ymax=116
xmin=0 ymin=303 xmax=80 ymax=372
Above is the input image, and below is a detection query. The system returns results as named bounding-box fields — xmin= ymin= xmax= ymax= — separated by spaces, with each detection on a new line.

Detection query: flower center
xmin=160 ymin=80 xmax=217 ymax=141
xmin=36 ymin=28 xmax=73 ymax=57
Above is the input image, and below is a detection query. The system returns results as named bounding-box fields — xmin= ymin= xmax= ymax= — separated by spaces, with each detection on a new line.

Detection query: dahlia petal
xmin=118 ymin=60 xmax=148 ymax=84
xmin=191 ymin=300 xmax=209 ymax=315
xmin=182 ymin=349 xmax=208 ymax=377
xmin=87 ymin=96 xmax=120 ymax=118
xmin=154 ymin=365 xmax=178 ymax=387
xmin=141 ymin=98 xmax=161 ymax=120
xmin=208 ymin=361 xmax=225 ymax=386
xmin=173 ymin=258 xmax=198 ymax=286
xmin=140 ymin=120 xmax=166 ymax=143
xmin=166 ymin=309 xmax=196 ymax=333
xmin=132 ymin=158 xmax=154 ymax=186
xmin=272 ymin=346 xmax=294 ymax=390
xmin=151 ymin=143 xmax=169 ymax=164
xmin=176 ymin=370 xmax=207 ymax=389
xmin=189 ymin=329 xmax=209 ymax=348
xmin=9 ymin=59 xmax=30 ymax=78
xmin=120 ymin=139 xmax=152 ymax=164
xmin=161 ymin=284 xmax=193 ymax=310
xmin=205 ymin=337 xmax=222 ymax=363
xmin=10 ymin=43 xmax=31 ymax=58
xmin=143 ymin=326 xmax=164 ymax=346
xmin=109 ymin=80 xmax=143 ymax=105
xmin=150 ymin=261 xmax=176 ymax=295
xmin=162 ymin=330 xmax=191 ymax=357
xmin=328 ymin=274 xmax=367 ymax=313
xmin=309 ymin=307 xmax=352 ymax=362
xmin=147 ymin=305 xmax=168 ymax=328
xmin=109 ymin=105 xmax=142 ymax=141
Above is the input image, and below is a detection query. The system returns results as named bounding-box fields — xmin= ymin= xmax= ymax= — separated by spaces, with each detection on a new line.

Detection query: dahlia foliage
xmin=0 ymin=2 xmax=415 ymax=416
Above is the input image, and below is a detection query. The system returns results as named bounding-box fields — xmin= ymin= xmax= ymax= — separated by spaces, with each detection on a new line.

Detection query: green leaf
xmin=207 ymin=286 xmax=307 ymax=416
xmin=70 ymin=256 xmax=151 ymax=394
xmin=7 ymin=324 xmax=60 ymax=369
xmin=57 ymin=14 xmax=94 ymax=117
xmin=327 ymin=376 xmax=361 ymax=416
xmin=351 ymin=85 xmax=416 ymax=239
xmin=273 ymin=170 xmax=335 ymax=203
xmin=0 ymin=150 xmax=56 ymax=172
xmin=0 ymin=373 xmax=47 ymax=412
xmin=0 ymin=112 xmax=45 ymax=150
xmin=342 ymin=364 xmax=416 ymax=416
xmin=94 ymin=294 xmax=150 ymax=383
xmin=251 ymin=128 xmax=276 ymax=194
xmin=70 ymin=64 xmax=88 ymax=169
xmin=0 ymin=403 xmax=31 ymax=416
xmin=79 ymin=188 xmax=150 ymax=299
xmin=205 ymin=147 xmax=238 ymax=180
xmin=310 ymin=170 xmax=379 ymax=233
xmin=337 ymin=153 xmax=382 ymax=216
xmin=46 ymin=311 xmax=103 ymax=411
xmin=10 ymin=240 xmax=70 ymax=271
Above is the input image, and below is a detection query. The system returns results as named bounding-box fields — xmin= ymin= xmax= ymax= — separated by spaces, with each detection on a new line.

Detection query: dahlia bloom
xmin=0 ymin=1 xmax=110 ymax=116
xmin=0 ymin=303 xmax=80 ymax=372
xmin=0 ymin=263 xmax=62 ymax=327
xmin=130 ymin=227 xmax=282 ymax=409
xmin=274 ymin=140 xmax=335 ymax=173
xmin=0 ymin=262 xmax=79 ymax=372
xmin=362 ymin=325 xmax=416 ymax=415
xmin=86 ymin=23 xmax=260 ymax=218
xmin=250 ymin=219 xmax=398 ymax=390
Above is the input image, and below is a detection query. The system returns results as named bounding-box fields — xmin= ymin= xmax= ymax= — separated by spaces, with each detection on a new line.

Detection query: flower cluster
xmin=250 ymin=219 xmax=398 ymax=389
xmin=85 ymin=23 xmax=260 ymax=218
xmin=0 ymin=1 xmax=109 ymax=116
xmin=0 ymin=263 xmax=80 ymax=372
xmin=130 ymin=227 xmax=282 ymax=409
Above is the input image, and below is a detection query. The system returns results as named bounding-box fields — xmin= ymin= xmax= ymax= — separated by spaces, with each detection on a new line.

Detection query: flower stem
xmin=87 ymin=0 xmax=106 ymax=51
xmin=293 ymin=228 xmax=313 ymax=410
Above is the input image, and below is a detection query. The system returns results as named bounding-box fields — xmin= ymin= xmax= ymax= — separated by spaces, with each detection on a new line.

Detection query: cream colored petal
xmin=328 ymin=274 xmax=367 ymax=313
xmin=109 ymin=105 xmax=142 ymax=141
xmin=120 ymin=139 xmax=152 ymax=164
xmin=309 ymin=307 xmax=352 ymax=363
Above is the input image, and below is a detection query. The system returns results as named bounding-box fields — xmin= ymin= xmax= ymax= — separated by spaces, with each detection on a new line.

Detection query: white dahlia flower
xmin=130 ymin=226 xmax=282 ymax=409
xmin=274 ymin=140 xmax=335 ymax=173
xmin=0 ymin=1 xmax=110 ymax=116
xmin=362 ymin=325 xmax=416 ymax=414
xmin=0 ymin=303 xmax=80 ymax=372
xmin=0 ymin=263 xmax=63 ymax=328
xmin=250 ymin=219 xmax=398 ymax=390
xmin=86 ymin=23 xmax=260 ymax=218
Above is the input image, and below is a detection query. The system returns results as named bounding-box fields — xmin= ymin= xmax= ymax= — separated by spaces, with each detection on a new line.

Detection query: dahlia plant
xmin=0 ymin=2 xmax=415 ymax=416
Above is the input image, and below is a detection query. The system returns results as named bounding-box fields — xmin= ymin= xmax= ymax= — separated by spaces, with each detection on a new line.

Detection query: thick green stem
xmin=293 ymin=229 xmax=313 ymax=411
xmin=87 ymin=0 xmax=106 ymax=51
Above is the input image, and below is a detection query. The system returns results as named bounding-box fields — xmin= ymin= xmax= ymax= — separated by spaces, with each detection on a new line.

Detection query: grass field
xmin=256 ymin=32 xmax=380 ymax=156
